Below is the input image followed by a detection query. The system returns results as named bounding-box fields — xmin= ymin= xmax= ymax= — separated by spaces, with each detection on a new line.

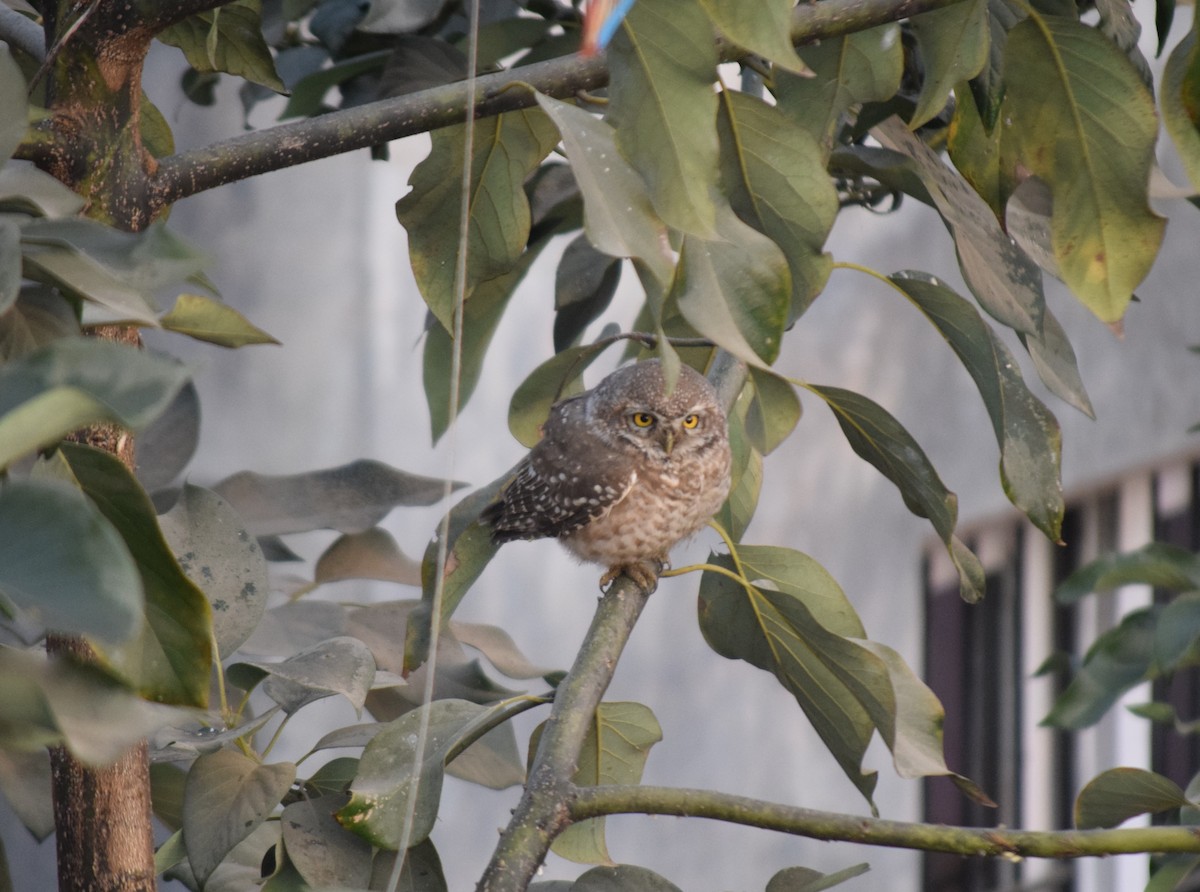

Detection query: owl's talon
xmin=600 ymin=561 xmax=661 ymax=594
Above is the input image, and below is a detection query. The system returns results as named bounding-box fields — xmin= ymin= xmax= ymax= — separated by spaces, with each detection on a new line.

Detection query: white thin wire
xmin=385 ymin=0 xmax=479 ymax=887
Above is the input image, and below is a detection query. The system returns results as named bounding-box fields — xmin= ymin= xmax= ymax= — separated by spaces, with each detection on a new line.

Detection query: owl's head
xmin=587 ymin=359 xmax=726 ymax=459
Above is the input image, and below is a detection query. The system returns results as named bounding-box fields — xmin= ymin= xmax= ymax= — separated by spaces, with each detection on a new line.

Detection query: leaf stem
xmin=571 ymin=785 xmax=1200 ymax=858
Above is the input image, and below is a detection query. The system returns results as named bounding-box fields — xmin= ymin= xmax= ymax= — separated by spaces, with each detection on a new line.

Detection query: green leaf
xmin=0 ymin=164 xmax=84 ymax=218
xmin=554 ymin=235 xmax=622 ymax=351
xmin=159 ymin=293 xmax=279 ymax=348
xmin=0 ymin=219 xmax=18 ymax=314
xmin=0 ymin=286 xmax=81 ymax=364
xmin=717 ymin=90 xmax=837 ymax=320
xmin=889 ymin=272 xmax=1063 ymax=541
xmin=744 ymin=367 xmax=801 ymax=456
xmin=281 ymin=795 xmax=373 ymax=889
xmin=136 ymin=381 xmax=200 ymax=491
xmin=803 ymin=384 xmax=984 ymax=603
xmin=0 ymin=48 xmax=27 ymax=164
xmin=1075 ymin=768 xmax=1190 ymax=829
xmin=697 ymin=0 xmax=811 ymax=74
xmin=159 ymin=0 xmax=285 ymax=93
xmin=58 ymin=443 xmax=213 ymax=707
xmin=0 ymin=749 xmax=54 ymax=840
xmin=1163 ymin=31 xmax=1200 ymax=194
xmin=534 ymin=94 xmax=673 ymax=287
xmin=397 ymin=109 xmax=560 ymax=332
xmin=182 ymin=750 xmax=296 ymax=886
xmin=873 ymin=118 xmax=1044 ymax=337
xmin=773 ymin=25 xmax=903 ymax=158
xmin=507 ymin=341 xmax=616 ymax=448
xmin=213 ymin=459 xmax=463 ymax=536
xmin=1000 ymin=15 xmax=1164 ymax=322
xmin=1053 ymin=542 xmax=1200 ymax=604
xmin=313 ymin=528 xmax=422 ymax=588
xmin=1156 ymin=592 xmax=1200 ymax=670
xmin=0 ymin=477 xmax=141 ymax=644
xmin=607 ymin=0 xmax=720 ymax=237
xmin=281 ymin=50 xmax=390 ymax=119
xmin=909 ymin=0 xmax=989 ymax=128
xmin=1146 ymin=855 xmax=1200 ymax=892
xmin=573 ymin=865 xmax=682 ymax=892
xmin=234 ymin=636 xmax=376 ymax=715
xmin=338 ymin=699 xmax=495 ymax=849
xmin=1045 ymin=609 xmax=1155 ymax=729
xmin=766 ymin=863 xmax=871 ymax=892
xmin=451 ymin=621 xmax=559 ymax=680
xmin=545 ymin=702 xmax=663 ymax=864
xmin=158 ymin=484 xmax=269 ymax=657
xmin=674 ymin=204 xmax=790 ymax=366
xmin=0 ymin=337 xmax=189 ymax=470
xmin=713 ymin=402 xmax=763 ymax=542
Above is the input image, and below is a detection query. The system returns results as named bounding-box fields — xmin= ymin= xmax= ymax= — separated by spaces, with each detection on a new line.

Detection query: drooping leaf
xmin=1075 ymin=767 xmax=1190 ymax=829
xmin=135 ymin=380 xmax=201 ymax=491
xmin=1163 ymin=31 xmax=1200 ymax=194
xmin=0 ymin=337 xmax=189 ymax=471
xmin=803 ymin=384 xmax=984 ymax=603
xmin=313 ymin=527 xmax=422 ymax=588
xmin=744 ymin=367 xmax=801 ymax=455
xmin=281 ymin=795 xmax=373 ymax=890
xmin=773 ymin=25 xmax=903 ymax=158
xmin=606 ymin=0 xmax=720 ymax=237
xmin=397 ymin=109 xmax=560 ymax=332
xmin=213 ymin=459 xmax=463 ymax=536
xmin=534 ymin=94 xmax=673 ymax=287
xmin=158 ymin=483 xmax=269 ymax=657
xmin=888 ymin=272 xmax=1063 ymax=541
xmin=182 ymin=749 xmax=296 ymax=886
xmin=233 ymin=636 xmax=376 ymax=715
xmin=1155 ymin=592 xmax=1200 ymax=670
xmin=697 ymin=0 xmax=811 ymax=74
xmin=451 ymin=621 xmax=559 ymax=680
xmin=674 ymin=204 xmax=790 ymax=366
xmin=554 ymin=235 xmax=623 ymax=351
xmin=159 ymin=0 xmax=286 ymax=92
xmin=542 ymin=702 xmax=663 ymax=864
xmin=1000 ymin=14 xmax=1164 ymax=322
xmin=507 ymin=340 xmax=616 ymax=447
xmin=909 ymin=0 xmax=989 ymax=128
xmin=0 ymin=478 xmax=141 ymax=644
xmin=1045 ymin=609 xmax=1155 ymax=729
xmin=1053 ymin=542 xmax=1200 ymax=604
xmin=159 ymin=293 xmax=279 ymax=348
xmin=338 ymin=699 xmax=497 ymax=848
xmin=717 ymin=90 xmax=837 ymax=320
xmin=573 ymin=865 xmax=682 ymax=892
xmin=712 ymin=401 xmax=763 ymax=542
xmin=58 ymin=444 xmax=213 ymax=707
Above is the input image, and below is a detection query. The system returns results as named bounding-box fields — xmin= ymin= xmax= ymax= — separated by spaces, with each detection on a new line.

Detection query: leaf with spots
xmin=158 ymin=483 xmax=269 ymax=657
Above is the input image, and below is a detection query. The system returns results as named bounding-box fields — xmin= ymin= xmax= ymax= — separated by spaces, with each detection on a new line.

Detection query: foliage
xmin=1 ymin=0 xmax=1199 ymax=888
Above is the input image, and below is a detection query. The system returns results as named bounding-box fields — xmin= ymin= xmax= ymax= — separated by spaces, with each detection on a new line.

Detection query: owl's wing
xmin=482 ymin=397 xmax=635 ymax=544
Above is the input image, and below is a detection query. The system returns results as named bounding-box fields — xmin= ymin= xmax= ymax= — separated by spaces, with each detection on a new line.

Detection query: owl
xmin=483 ymin=359 xmax=732 ymax=592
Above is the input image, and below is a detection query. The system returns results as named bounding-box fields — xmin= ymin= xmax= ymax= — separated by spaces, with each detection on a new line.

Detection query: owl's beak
xmin=660 ymin=428 xmax=675 ymax=455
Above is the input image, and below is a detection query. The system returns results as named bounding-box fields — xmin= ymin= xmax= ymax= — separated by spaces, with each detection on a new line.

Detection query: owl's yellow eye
xmin=682 ymin=414 xmax=700 ymax=429
xmin=630 ymin=412 xmax=655 ymax=428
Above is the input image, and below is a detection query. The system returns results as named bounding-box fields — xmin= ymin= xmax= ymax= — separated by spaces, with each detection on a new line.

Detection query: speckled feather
xmin=482 ymin=360 xmax=732 ymax=583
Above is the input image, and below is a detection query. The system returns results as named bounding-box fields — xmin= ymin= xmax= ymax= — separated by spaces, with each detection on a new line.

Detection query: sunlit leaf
xmin=159 ymin=0 xmax=285 ymax=92
xmin=889 ymin=272 xmax=1063 ymax=541
xmin=213 ymin=459 xmax=463 ymax=536
xmin=534 ymin=94 xmax=673 ymax=287
xmin=398 ymin=109 xmax=560 ymax=332
xmin=717 ymin=90 xmax=837 ymax=320
xmin=543 ymin=702 xmax=662 ymax=864
xmin=1075 ymin=767 xmax=1189 ymax=829
xmin=1000 ymin=15 xmax=1164 ymax=322
xmin=909 ymin=0 xmax=989 ymax=128
xmin=159 ymin=293 xmax=279 ymax=348
xmin=158 ymin=483 xmax=269 ymax=657
xmin=182 ymin=749 xmax=295 ymax=886
xmin=0 ymin=477 xmax=141 ymax=644
xmin=607 ymin=0 xmax=720 ymax=237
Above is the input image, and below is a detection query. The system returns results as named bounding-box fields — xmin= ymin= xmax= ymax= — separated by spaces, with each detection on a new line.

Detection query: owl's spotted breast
xmin=483 ymin=359 xmax=732 ymax=592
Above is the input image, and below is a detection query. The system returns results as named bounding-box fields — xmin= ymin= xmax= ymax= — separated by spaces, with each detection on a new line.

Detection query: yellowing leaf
xmin=160 ymin=293 xmax=279 ymax=348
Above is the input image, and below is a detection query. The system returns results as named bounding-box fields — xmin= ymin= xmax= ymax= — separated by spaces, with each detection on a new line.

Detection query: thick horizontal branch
xmin=571 ymin=785 xmax=1200 ymax=858
xmin=149 ymin=0 xmax=965 ymax=209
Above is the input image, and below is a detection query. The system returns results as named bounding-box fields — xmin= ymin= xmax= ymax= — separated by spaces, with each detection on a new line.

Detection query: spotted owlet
xmin=482 ymin=359 xmax=732 ymax=592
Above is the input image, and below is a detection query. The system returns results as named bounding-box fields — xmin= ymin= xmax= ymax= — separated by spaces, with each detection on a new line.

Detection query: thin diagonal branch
xmin=147 ymin=0 xmax=965 ymax=211
xmin=571 ymin=785 xmax=1200 ymax=858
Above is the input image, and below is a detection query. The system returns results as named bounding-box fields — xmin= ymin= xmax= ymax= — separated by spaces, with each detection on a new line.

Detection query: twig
xmin=571 ymin=785 xmax=1200 ymax=858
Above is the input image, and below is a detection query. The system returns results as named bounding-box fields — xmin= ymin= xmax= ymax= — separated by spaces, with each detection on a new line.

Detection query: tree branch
xmin=476 ymin=578 xmax=652 ymax=891
xmin=571 ymin=785 xmax=1200 ymax=858
xmin=148 ymin=0 xmax=965 ymax=211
